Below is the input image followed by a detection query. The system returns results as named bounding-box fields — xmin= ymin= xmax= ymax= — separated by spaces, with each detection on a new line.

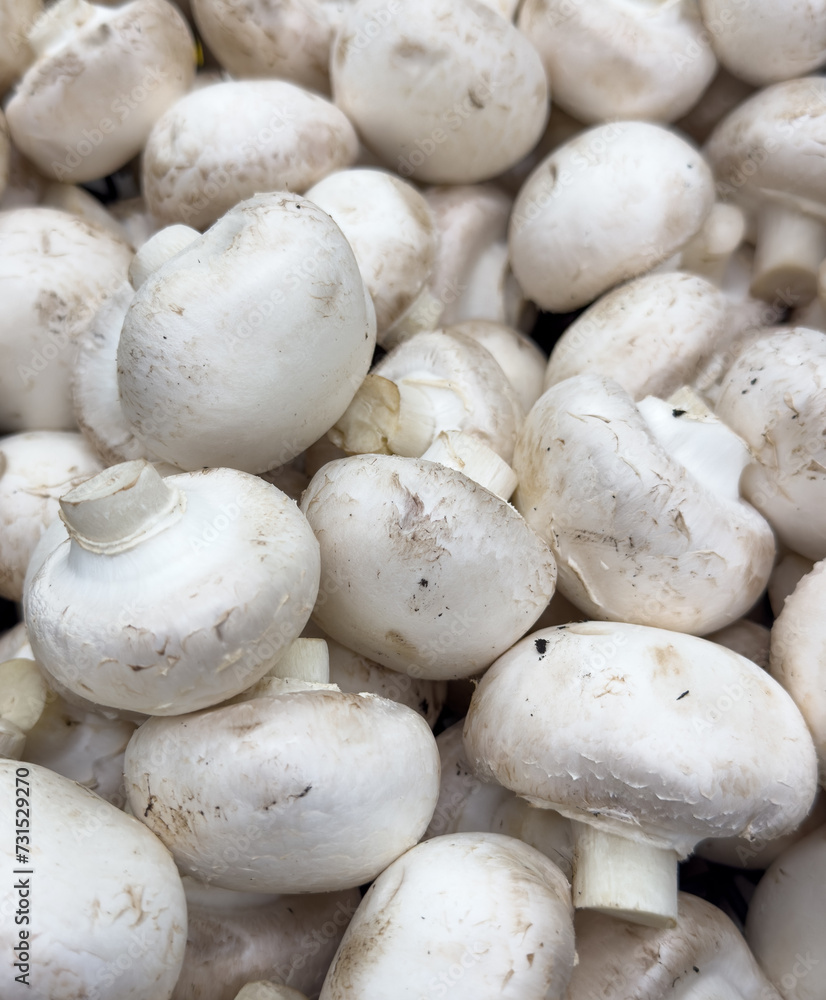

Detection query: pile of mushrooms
xmin=2 ymin=1 xmax=826 ymax=998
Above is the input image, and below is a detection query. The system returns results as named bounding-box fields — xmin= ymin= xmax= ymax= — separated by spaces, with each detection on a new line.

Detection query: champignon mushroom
xmin=513 ymin=376 xmax=775 ymax=634
xmin=318 ymin=833 xmax=576 ymax=1000
xmin=5 ymin=0 xmax=195 ymax=184
xmin=0 ymin=658 xmax=47 ymax=759
xmin=24 ymin=460 xmax=321 ymax=715
xmin=509 ymin=122 xmax=715 ymax=311
xmin=331 ymin=0 xmax=548 ymax=185
xmin=0 ymin=430 xmax=103 ymax=600
xmin=142 ymin=80 xmax=359 ymax=231
xmin=300 ymin=451 xmax=556 ymax=680
xmin=769 ymin=551 xmax=815 ymax=617
xmin=116 ymin=192 xmax=376 ymax=474
xmin=0 ymin=0 xmax=42 ymax=97
xmin=0 ymin=759 xmax=188 ymax=999
xmin=464 ymin=622 xmax=818 ymax=926
xmin=124 ymin=686 xmax=440 ymax=892
xmin=714 ymin=327 xmax=826 ymax=561
xmin=518 ymin=0 xmax=716 ymax=124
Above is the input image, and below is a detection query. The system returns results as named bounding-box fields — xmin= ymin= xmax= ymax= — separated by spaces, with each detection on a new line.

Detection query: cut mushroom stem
xmin=268 ymin=637 xmax=330 ymax=685
xmin=636 ymin=387 xmax=752 ymax=503
xmin=572 ymin=821 xmax=679 ymax=929
xmin=751 ymin=204 xmax=826 ymax=303
xmin=128 ymin=224 xmax=200 ymax=290
xmin=58 ymin=460 xmax=185 ymax=554
xmin=420 ymin=431 xmax=517 ymax=500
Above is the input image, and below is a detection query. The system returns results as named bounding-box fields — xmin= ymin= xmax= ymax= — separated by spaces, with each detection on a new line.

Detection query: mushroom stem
xmin=571 ymin=821 xmax=679 ymax=928
xmin=750 ymin=203 xmax=826 ymax=305
xmin=636 ymin=388 xmax=751 ymax=503
xmin=58 ymin=460 xmax=186 ymax=554
xmin=129 ymin=225 xmax=201 ymax=290
xmin=679 ymin=202 xmax=746 ymax=286
xmin=421 ymin=431 xmax=517 ymax=499
xmin=268 ymin=638 xmax=330 ymax=684
xmin=28 ymin=0 xmax=97 ymax=59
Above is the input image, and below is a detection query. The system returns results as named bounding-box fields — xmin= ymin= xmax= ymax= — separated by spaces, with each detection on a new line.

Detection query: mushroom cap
xmin=463 ymin=622 xmax=818 ymax=857
xmin=124 ymin=690 xmax=440 ymax=892
xmin=543 ymin=272 xmax=730 ymax=401
xmin=171 ymin=882 xmax=360 ymax=1000
xmin=770 ymin=558 xmax=826 ymax=783
xmin=5 ymin=0 xmax=195 ymax=183
xmin=331 ymin=0 xmax=548 ymax=184
xmin=0 ymin=760 xmax=188 ymax=1000
xmin=706 ymin=619 xmax=771 ymax=670
xmin=305 ymin=168 xmax=437 ymax=335
xmin=518 ymin=0 xmax=716 ymax=124
xmin=699 ymin=0 xmax=826 ymax=87
xmin=0 ymin=0 xmax=41 ymax=96
xmin=117 ymin=192 xmax=376 ymax=474
xmin=143 ymin=80 xmax=359 ymax=231
xmin=0 ymin=430 xmax=103 ymax=600
xmin=300 ymin=453 xmax=557 ymax=679
xmin=745 ymin=822 xmax=826 ymax=999
xmin=706 ymin=77 xmax=826 ymax=218
xmin=567 ymin=892 xmax=780 ymax=999
xmin=509 ymin=122 xmax=715 ymax=312
xmin=25 ymin=466 xmax=320 ymax=715
xmin=716 ymin=328 xmax=826 ymax=561
xmin=319 ymin=832 xmax=575 ymax=1000
xmin=0 ymin=207 xmax=133 ymax=432
xmin=512 ymin=374 xmax=775 ymax=634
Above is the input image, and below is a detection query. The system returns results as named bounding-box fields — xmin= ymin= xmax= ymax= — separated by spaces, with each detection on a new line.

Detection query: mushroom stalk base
xmin=751 ymin=204 xmax=826 ymax=306
xmin=572 ymin=821 xmax=678 ymax=928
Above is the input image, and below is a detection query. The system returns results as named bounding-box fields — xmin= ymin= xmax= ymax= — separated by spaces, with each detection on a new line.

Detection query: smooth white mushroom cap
xmin=509 ymin=122 xmax=715 ymax=312
xmin=0 ymin=207 xmax=133 ymax=432
xmin=117 ymin=192 xmax=376 ymax=474
xmin=25 ymin=463 xmax=320 ymax=715
xmin=513 ymin=375 xmax=775 ymax=634
xmin=301 ymin=454 xmax=557 ymax=679
xmin=699 ymin=0 xmax=826 ymax=86
xmin=319 ymin=833 xmax=575 ymax=1000
xmin=331 ymin=0 xmax=548 ymax=184
xmin=746 ymin=822 xmax=826 ymax=1000
xmin=305 ymin=169 xmax=437 ymax=336
xmin=190 ymin=0 xmax=345 ymax=93
xmin=543 ymin=272 xmax=730 ymax=400
xmin=0 ymin=760 xmax=188 ymax=1000
xmin=715 ymin=328 xmax=826 ymax=561
xmin=171 ymin=880 xmax=359 ymax=1000
xmin=464 ymin=622 xmax=818 ymax=857
xmin=143 ymin=80 xmax=359 ymax=231
xmin=567 ymin=893 xmax=781 ymax=1000
xmin=0 ymin=0 xmax=41 ymax=96
xmin=124 ymin=690 xmax=440 ymax=892
xmin=770 ymin=559 xmax=826 ymax=784
xmin=5 ymin=0 xmax=195 ymax=183
xmin=518 ymin=0 xmax=716 ymax=124
xmin=0 ymin=431 xmax=103 ymax=600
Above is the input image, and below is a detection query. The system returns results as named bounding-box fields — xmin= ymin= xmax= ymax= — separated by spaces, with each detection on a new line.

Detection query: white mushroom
xmin=706 ymin=77 xmax=826 ymax=303
xmin=171 ymin=878 xmax=359 ymax=1000
xmin=518 ymin=0 xmax=716 ymax=124
xmin=331 ymin=0 xmax=548 ymax=185
xmin=142 ymin=80 xmax=359 ymax=231
xmin=0 ymin=207 xmax=133 ymax=432
xmin=0 ymin=658 xmax=47 ymax=758
xmin=513 ymin=376 xmax=775 ymax=634
xmin=674 ymin=67 xmax=756 ymax=145
xmin=5 ymin=0 xmax=195 ymax=183
xmin=464 ymin=622 xmax=818 ymax=926
xmin=24 ymin=460 xmax=320 ymax=715
xmin=0 ymin=0 xmax=42 ymax=96
xmin=543 ymin=271 xmax=731 ymax=401
xmin=117 ymin=192 xmax=376 ymax=474
xmin=318 ymin=833 xmax=576 ymax=1000
xmin=509 ymin=122 xmax=715 ymax=311
xmin=699 ymin=0 xmax=826 ymax=87
xmin=0 ymin=431 xmax=103 ymax=600
xmin=769 ymin=551 xmax=815 ymax=617
xmin=566 ymin=893 xmax=781 ymax=999
xmin=714 ymin=328 xmax=826 ymax=561
xmin=300 ymin=452 xmax=556 ymax=680
xmin=0 ymin=759 xmax=188 ymax=999
xmin=124 ymin=687 xmax=440 ymax=892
